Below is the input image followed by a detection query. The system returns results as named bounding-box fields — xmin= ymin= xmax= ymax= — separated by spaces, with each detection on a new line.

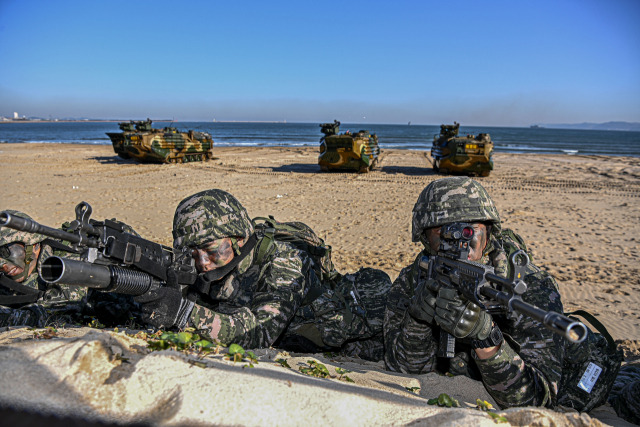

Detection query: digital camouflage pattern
xmin=288 ymin=267 xmax=391 ymax=360
xmin=173 ymin=189 xmax=254 ymax=249
xmin=175 ymin=189 xmax=392 ymax=361
xmin=608 ymin=361 xmax=640 ymax=424
xmin=0 ymin=212 xmax=146 ymax=328
xmin=411 ymin=176 xmax=501 ymax=244
xmin=386 ymin=178 xmax=623 ymax=411
xmin=0 ymin=239 xmax=88 ymax=327
xmin=189 ymin=240 xmax=391 ymax=361
xmin=1 ymin=211 xmax=87 ymax=304
xmin=106 ymin=119 xmax=214 ymax=164
xmin=318 ymin=121 xmax=380 ymax=173
xmin=0 ymin=303 xmax=49 ymax=327
xmin=385 ymin=231 xmax=569 ymax=408
xmin=430 ymin=123 xmax=494 ymax=176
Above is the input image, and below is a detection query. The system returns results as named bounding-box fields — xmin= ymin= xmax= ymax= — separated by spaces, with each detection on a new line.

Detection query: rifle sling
xmin=0 ymin=275 xmax=41 ymax=305
xmin=42 ymin=238 xmax=80 ymax=254
xmin=565 ymin=309 xmax=617 ymax=351
xmin=0 ymin=294 xmax=40 ymax=305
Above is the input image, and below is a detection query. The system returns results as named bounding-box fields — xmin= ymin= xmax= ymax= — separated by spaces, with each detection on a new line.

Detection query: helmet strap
xmin=197 ymin=233 xmax=258 ymax=293
xmin=230 ymin=237 xmax=242 ymax=256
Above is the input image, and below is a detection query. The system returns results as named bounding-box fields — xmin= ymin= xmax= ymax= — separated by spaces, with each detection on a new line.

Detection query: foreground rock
xmin=0 ymin=327 xmax=629 ymax=426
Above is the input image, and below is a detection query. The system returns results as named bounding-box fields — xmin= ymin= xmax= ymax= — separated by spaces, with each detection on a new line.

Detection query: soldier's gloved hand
xmin=134 ymin=269 xmax=196 ymax=329
xmin=407 ymin=278 xmax=438 ymax=323
xmin=434 ymin=287 xmax=492 ymax=340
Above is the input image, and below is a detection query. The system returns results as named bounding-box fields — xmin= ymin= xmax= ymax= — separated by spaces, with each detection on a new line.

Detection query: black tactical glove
xmin=134 ymin=269 xmax=196 ymax=329
xmin=434 ymin=287 xmax=492 ymax=340
xmin=407 ymin=278 xmax=438 ymax=323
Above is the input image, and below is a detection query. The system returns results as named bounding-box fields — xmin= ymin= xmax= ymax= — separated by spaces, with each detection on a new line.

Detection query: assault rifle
xmin=420 ymin=222 xmax=587 ymax=358
xmin=0 ymin=202 xmax=197 ymax=296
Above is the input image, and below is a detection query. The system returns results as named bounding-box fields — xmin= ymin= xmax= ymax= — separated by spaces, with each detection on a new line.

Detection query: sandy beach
xmin=1 ymin=142 xmax=639 ymax=425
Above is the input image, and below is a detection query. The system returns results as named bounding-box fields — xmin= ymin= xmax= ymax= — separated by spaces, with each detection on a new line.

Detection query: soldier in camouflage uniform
xmin=0 ymin=210 xmax=87 ymax=327
xmin=608 ymin=361 xmax=640 ymax=424
xmin=134 ymin=189 xmax=392 ymax=361
xmin=383 ymin=177 xmax=626 ymax=413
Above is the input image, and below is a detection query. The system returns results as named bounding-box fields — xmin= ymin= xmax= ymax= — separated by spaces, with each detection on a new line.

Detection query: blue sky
xmin=1 ymin=0 xmax=639 ymax=126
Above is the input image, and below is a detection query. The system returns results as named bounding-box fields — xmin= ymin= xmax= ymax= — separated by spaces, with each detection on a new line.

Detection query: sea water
xmin=1 ymin=121 xmax=639 ymax=157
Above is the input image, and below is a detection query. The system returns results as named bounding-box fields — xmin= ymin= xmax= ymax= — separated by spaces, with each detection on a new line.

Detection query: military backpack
xmin=557 ymin=310 xmax=623 ymax=412
xmin=252 ymin=216 xmax=341 ymax=303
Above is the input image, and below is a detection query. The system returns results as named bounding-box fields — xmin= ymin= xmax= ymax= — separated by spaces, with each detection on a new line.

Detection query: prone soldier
xmin=134 ymin=189 xmax=392 ymax=360
xmin=0 ymin=210 xmax=86 ymax=327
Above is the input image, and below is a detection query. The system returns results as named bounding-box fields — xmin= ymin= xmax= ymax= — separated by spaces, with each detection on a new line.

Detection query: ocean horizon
xmin=1 ymin=121 xmax=639 ymax=157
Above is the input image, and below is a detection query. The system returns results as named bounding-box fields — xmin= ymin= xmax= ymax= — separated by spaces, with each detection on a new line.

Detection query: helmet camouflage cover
xmin=0 ymin=210 xmax=47 ymax=247
xmin=173 ymin=189 xmax=254 ymax=249
xmin=411 ymin=177 xmax=501 ymax=243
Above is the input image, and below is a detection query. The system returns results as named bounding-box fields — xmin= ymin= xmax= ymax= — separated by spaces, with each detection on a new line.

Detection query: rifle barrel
xmin=0 ymin=211 xmax=100 ymax=247
xmin=480 ymin=286 xmax=587 ymax=343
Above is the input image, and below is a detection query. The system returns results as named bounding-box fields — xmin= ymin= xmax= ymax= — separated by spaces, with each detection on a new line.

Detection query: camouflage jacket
xmin=0 ymin=243 xmax=87 ymax=328
xmin=189 ymin=240 xmax=323 ymax=348
xmin=0 ymin=243 xmax=86 ymax=304
xmin=189 ymin=240 xmax=388 ymax=353
xmin=384 ymin=230 xmax=565 ymax=409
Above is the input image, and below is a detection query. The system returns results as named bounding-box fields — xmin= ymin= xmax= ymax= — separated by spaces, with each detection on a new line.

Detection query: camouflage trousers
xmin=286 ymin=267 xmax=392 ymax=362
xmin=608 ymin=361 xmax=640 ymax=424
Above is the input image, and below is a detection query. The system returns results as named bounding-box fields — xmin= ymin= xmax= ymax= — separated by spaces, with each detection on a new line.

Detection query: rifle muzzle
xmin=543 ymin=311 xmax=589 ymax=343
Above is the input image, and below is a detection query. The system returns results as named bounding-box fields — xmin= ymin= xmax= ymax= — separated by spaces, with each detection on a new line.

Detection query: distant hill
xmin=538 ymin=121 xmax=640 ymax=131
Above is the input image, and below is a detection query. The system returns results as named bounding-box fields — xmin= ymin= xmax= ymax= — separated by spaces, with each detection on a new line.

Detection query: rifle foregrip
xmin=41 ymin=256 xmax=155 ymax=295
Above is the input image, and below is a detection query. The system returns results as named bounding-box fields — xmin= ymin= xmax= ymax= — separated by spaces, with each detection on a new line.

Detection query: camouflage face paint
xmin=468 ymin=223 xmax=489 ymax=261
xmin=0 ymin=242 xmax=27 ymax=270
xmin=424 ymin=227 xmax=441 ymax=254
xmin=192 ymin=237 xmax=245 ymax=272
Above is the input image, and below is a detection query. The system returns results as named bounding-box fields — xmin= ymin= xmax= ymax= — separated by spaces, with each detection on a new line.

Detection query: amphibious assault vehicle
xmin=106 ymin=119 xmax=214 ymax=163
xmin=430 ymin=122 xmax=494 ymax=177
xmin=318 ymin=120 xmax=380 ymax=172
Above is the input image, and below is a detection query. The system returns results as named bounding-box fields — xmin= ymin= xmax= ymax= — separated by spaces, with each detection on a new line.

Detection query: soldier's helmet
xmin=0 ymin=210 xmax=47 ymax=247
xmin=411 ymin=177 xmax=501 ymax=244
xmin=172 ymin=189 xmax=254 ymax=249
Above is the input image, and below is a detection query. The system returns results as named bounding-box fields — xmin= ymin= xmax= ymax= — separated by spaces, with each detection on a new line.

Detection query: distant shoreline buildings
xmin=1 ymin=113 xmax=638 ymax=131
xmin=0 ymin=113 xmax=149 ymax=123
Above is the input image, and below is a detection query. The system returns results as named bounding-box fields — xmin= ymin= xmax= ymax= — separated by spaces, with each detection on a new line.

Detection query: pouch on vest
xmin=557 ymin=310 xmax=623 ymax=412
